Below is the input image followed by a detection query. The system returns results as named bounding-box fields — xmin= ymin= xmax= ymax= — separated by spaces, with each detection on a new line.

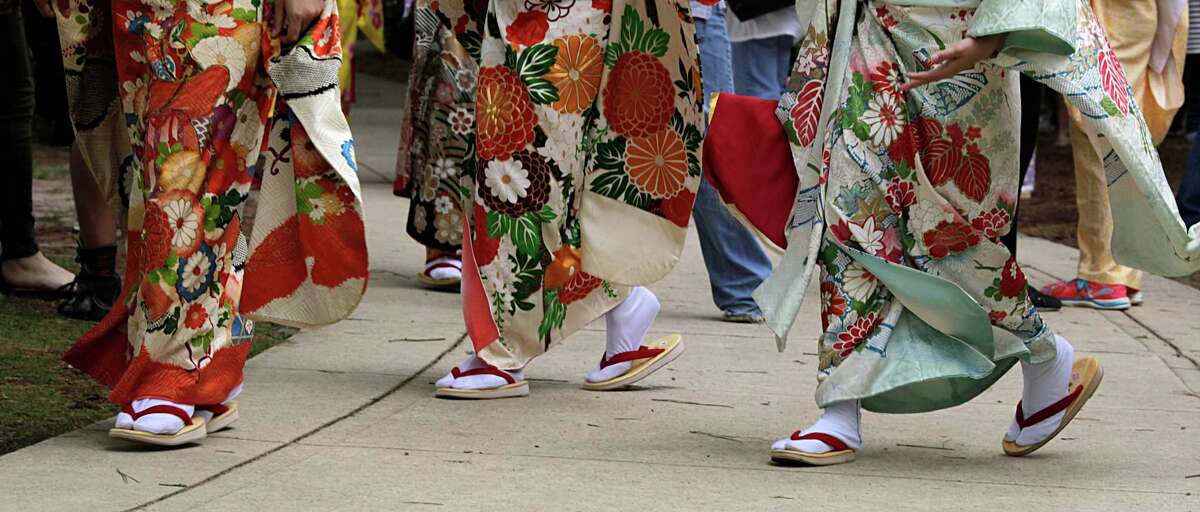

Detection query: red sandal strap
xmin=788 ymin=431 xmax=851 ymax=452
xmin=450 ymin=365 xmax=517 ymax=385
xmin=1014 ymin=384 xmax=1084 ymax=429
xmin=121 ymin=404 xmax=194 ymax=426
xmin=599 ymin=346 xmax=665 ymax=369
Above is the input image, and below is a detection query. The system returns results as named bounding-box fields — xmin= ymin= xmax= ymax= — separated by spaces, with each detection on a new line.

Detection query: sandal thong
xmin=770 ymin=432 xmax=858 ymax=466
xmin=109 ymin=404 xmax=207 ymax=446
xmin=581 ymin=334 xmax=685 ymax=391
xmin=1002 ymin=356 xmax=1104 ymax=457
xmin=435 ymin=365 xmax=529 ymax=400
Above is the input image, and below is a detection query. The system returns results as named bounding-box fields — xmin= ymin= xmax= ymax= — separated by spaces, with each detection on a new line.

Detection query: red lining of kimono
xmin=703 ymin=93 xmax=798 ymax=249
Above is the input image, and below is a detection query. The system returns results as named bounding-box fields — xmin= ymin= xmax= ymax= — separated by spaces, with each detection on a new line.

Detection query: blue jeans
xmin=731 ymin=35 xmax=793 ymax=99
xmin=691 ymin=7 xmax=772 ymax=316
xmin=1178 ymin=139 xmax=1200 ymax=228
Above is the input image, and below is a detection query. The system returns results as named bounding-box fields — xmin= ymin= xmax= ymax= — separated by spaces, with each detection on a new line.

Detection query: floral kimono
xmin=55 ymin=0 xmax=369 ymax=406
xmin=461 ymin=0 xmax=704 ymax=369
xmin=708 ymin=0 xmax=1200 ymax=413
xmin=393 ymin=0 xmax=482 ymax=251
xmin=337 ymin=0 xmax=385 ymax=112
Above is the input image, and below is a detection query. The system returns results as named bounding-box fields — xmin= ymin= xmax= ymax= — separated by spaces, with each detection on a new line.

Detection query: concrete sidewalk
xmin=3 ymin=74 xmax=1198 ymax=511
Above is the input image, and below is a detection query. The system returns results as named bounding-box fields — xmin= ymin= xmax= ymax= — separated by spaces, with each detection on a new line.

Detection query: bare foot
xmin=1 ymin=252 xmax=74 ymax=293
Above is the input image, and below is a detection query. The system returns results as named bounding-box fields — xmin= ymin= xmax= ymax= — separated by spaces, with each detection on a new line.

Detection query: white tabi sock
xmin=585 ymin=287 xmax=660 ymax=383
xmin=771 ymin=400 xmax=863 ymax=454
xmin=436 ymin=354 xmax=525 ymax=390
xmin=1006 ymin=334 xmax=1075 ymax=446
xmin=426 ymin=256 xmax=462 ymax=281
xmin=113 ymin=399 xmax=196 ymax=434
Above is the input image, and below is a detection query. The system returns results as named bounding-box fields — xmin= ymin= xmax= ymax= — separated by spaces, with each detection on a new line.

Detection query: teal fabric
xmin=756 ymin=0 xmax=1200 ymax=414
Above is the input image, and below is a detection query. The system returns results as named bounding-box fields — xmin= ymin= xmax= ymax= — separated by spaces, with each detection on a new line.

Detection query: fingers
xmin=901 ymin=63 xmax=960 ymax=91
xmin=35 ymin=0 xmax=54 ymax=17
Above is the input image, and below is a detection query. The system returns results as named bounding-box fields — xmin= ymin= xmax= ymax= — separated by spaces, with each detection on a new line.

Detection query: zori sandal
xmin=582 ymin=334 xmax=685 ymax=391
xmin=770 ymin=432 xmax=857 ymax=466
xmin=197 ymin=402 xmax=240 ymax=434
xmin=435 ymin=365 xmax=530 ymax=399
xmin=109 ymin=404 xmax=207 ymax=446
xmin=1003 ymin=356 xmax=1103 ymax=457
xmin=418 ymin=255 xmax=462 ymax=291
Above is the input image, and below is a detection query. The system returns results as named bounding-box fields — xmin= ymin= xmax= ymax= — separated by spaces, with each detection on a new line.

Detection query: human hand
xmin=901 ymin=34 xmax=1006 ymax=91
xmin=272 ymin=0 xmax=325 ymax=43
xmin=31 ymin=0 xmax=54 ymax=17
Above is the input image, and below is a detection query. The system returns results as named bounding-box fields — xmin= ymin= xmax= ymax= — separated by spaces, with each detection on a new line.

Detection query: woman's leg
xmin=58 ymin=142 xmax=121 ymax=321
xmin=0 ymin=13 xmax=74 ymax=294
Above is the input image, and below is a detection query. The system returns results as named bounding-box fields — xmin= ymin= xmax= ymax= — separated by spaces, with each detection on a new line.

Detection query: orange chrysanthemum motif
xmin=602 ymin=51 xmax=674 ymax=138
xmin=546 ymin=35 xmax=604 ymax=113
xmin=476 ymin=66 xmax=538 ymax=161
xmin=626 ymin=129 xmax=688 ymax=199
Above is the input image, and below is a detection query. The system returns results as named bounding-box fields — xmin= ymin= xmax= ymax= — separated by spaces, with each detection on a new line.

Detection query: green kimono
xmin=753 ymin=0 xmax=1199 ymax=413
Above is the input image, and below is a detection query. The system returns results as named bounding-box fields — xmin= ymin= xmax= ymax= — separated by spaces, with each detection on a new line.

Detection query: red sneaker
xmin=1039 ymin=279 xmax=1131 ymax=310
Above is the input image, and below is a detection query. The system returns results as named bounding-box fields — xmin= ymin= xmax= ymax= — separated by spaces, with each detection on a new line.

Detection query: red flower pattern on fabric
xmin=603 ymin=50 xmax=675 ymax=138
xmin=184 ymin=303 xmax=209 ymax=330
xmin=476 ymin=66 xmax=538 ymax=160
xmin=885 ymin=178 xmax=916 ymax=211
xmin=506 ymin=10 xmax=550 ymax=47
xmin=558 ymin=271 xmax=602 ymax=304
xmin=971 ymin=207 xmax=1010 ymax=240
xmin=999 ymin=257 xmax=1027 ymax=298
xmin=820 ymin=281 xmax=847 ymax=330
xmin=922 ymin=219 xmax=980 ymax=258
xmin=833 ymin=313 xmax=879 ymax=358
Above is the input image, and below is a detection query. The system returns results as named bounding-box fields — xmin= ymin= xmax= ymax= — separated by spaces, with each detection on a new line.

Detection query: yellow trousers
xmin=1065 ymin=0 xmax=1186 ymax=289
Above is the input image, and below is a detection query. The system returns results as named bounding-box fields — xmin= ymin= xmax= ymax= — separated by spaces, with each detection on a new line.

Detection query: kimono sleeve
xmin=969 ymin=0 xmax=1077 ymax=55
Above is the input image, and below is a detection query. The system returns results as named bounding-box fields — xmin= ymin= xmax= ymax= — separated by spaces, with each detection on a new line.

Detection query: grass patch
xmin=0 ymin=295 xmax=297 ymax=455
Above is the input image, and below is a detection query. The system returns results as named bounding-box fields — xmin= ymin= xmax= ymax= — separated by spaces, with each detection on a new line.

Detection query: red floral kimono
xmin=55 ymin=0 xmax=369 ymax=406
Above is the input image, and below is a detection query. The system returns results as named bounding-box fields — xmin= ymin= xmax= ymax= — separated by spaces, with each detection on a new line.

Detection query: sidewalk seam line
xmin=124 ymin=332 xmax=468 ymax=512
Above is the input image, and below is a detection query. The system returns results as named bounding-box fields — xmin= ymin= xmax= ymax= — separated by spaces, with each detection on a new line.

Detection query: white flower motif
xmin=434 ymin=196 xmax=454 ymax=214
xmin=163 ymin=198 xmax=200 ymax=250
xmin=537 ymin=109 xmax=583 ymax=170
xmin=144 ymin=21 xmax=163 ymax=38
xmin=862 ymin=92 xmax=902 ymax=147
xmin=447 ymin=108 xmax=474 ymax=136
xmin=431 ymin=158 xmax=458 ymax=180
xmin=181 ymin=252 xmax=212 ymax=293
xmin=141 ymin=0 xmax=173 ymax=19
xmin=190 ymin=36 xmax=246 ymax=92
xmin=189 ymin=3 xmax=237 ymax=28
xmin=231 ymin=98 xmax=264 ymax=156
xmin=484 ymin=159 xmax=531 ymax=204
xmin=848 ymin=217 xmax=885 ymax=255
xmin=842 ymin=263 xmax=878 ymax=302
